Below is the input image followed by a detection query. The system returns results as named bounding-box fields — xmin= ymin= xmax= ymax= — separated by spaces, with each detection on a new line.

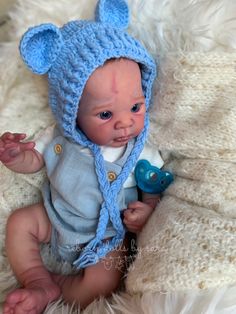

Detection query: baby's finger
xmin=123 ymin=218 xmax=134 ymax=226
xmin=1 ymin=132 xmax=26 ymax=143
xmin=11 ymin=133 xmax=27 ymax=142
xmin=1 ymin=132 xmax=13 ymax=142
xmin=0 ymin=141 xmax=17 ymax=150
xmin=123 ymin=209 xmax=135 ymax=219
xmin=19 ymin=141 xmax=35 ymax=150
xmin=123 ymin=211 xmax=138 ymax=223
xmin=123 ymin=208 xmax=134 ymax=216
xmin=123 ymin=220 xmax=141 ymax=233
xmin=127 ymin=201 xmax=143 ymax=209
xmin=1 ymin=142 xmax=18 ymax=149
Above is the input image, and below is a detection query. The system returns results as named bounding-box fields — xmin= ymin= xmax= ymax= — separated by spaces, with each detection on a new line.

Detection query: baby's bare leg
xmin=3 ymin=203 xmax=60 ymax=314
xmin=53 ymin=238 xmax=129 ymax=309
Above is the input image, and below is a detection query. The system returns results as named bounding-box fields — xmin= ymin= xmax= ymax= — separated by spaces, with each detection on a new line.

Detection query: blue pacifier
xmin=134 ymin=159 xmax=174 ymax=194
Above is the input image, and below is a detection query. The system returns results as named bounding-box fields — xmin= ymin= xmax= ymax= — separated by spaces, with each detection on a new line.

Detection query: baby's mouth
xmin=114 ymin=135 xmax=132 ymax=142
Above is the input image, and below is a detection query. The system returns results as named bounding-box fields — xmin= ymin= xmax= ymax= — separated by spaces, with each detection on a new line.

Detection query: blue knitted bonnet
xmin=19 ymin=0 xmax=156 ymax=268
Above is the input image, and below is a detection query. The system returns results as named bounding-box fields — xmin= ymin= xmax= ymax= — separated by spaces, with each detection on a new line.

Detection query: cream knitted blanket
xmin=126 ymin=52 xmax=236 ymax=293
xmin=1 ymin=0 xmax=236 ymax=313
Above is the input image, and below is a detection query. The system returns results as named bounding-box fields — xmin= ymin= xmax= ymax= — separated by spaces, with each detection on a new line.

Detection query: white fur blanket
xmin=0 ymin=0 xmax=236 ymax=313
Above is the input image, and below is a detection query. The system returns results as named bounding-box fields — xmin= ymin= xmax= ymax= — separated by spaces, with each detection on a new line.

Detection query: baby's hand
xmin=123 ymin=201 xmax=154 ymax=233
xmin=0 ymin=132 xmax=35 ymax=164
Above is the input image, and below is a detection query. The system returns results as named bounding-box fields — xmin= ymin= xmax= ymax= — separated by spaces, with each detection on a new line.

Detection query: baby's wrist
xmin=143 ymin=195 xmax=160 ymax=210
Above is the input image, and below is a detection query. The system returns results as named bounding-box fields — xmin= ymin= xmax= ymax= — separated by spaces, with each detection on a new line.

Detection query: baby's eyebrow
xmin=91 ymin=103 xmax=113 ymax=113
xmin=133 ymin=96 xmax=145 ymax=103
xmin=90 ymin=94 xmax=145 ymax=113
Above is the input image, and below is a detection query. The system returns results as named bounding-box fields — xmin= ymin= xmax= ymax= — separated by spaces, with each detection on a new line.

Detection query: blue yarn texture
xmin=19 ymin=0 xmax=157 ymax=268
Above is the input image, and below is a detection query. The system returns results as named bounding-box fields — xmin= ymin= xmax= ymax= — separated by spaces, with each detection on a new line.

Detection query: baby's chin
xmin=109 ymin=137 xmax=133 ymax=147
xmin=93 ymin=135 xmax=137 ymax=147
xmin=109 ymin=142 xmax=128 ymax=148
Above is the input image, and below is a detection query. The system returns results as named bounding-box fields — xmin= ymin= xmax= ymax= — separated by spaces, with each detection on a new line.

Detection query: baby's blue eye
xmin=131 ymin=103 xmax=142 ymax=113
xmin=99 ymin=111 xmax=112 ymax=120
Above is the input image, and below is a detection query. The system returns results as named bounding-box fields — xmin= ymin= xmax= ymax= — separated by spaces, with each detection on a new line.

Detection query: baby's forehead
xmin=84 ymin=58 xmax=142 ymax=95
xmin=92 ymin=58 xmax=140 ymax=78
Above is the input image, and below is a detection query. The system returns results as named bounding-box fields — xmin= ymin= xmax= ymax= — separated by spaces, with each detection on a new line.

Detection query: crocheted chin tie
xmin=73 ymin=116 xmax=149 ymax=268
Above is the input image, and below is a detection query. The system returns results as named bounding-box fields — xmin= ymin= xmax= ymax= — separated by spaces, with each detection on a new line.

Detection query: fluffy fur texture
xmin=0 ymin=0 xmax=236 ymax=313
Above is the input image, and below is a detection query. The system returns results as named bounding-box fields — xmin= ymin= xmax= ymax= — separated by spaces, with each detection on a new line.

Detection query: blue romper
xmin=42 ymin=128 xmax=137 ymax=263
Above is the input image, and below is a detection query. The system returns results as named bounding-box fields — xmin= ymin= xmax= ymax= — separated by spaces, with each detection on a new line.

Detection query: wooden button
xmin=108 ymin=171 xmax=117 ymax=182
xmin=54 ymin=144 xmax=62 ymax=154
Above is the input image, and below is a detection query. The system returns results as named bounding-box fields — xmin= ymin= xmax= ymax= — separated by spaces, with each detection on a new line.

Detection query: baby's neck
xmin=100 ymin=145 xmax=126 ymax=163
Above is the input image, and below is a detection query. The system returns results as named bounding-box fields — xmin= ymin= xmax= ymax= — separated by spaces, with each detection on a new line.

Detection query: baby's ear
xmin=95 ymin=0 xmax=129 ymax=30
xmin=19 ymin=23 xmax=64 ymax=75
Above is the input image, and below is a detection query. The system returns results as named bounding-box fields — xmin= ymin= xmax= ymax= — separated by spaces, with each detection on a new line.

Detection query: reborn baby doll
xmin=0 ymin=0 xmax=165 ymax=312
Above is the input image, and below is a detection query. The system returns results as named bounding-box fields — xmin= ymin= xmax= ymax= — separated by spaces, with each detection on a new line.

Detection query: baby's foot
xmin=3 ymin=281 xmax=60 ymax=314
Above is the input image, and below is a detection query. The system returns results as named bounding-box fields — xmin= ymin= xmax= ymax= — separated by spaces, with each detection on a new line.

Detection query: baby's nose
xmin=115 ymin=116 xmax=134 ymax=129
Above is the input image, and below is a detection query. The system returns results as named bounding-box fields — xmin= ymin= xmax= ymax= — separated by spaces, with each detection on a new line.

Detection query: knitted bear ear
xmin=19 ymin=23 xmax=64 ymax=75
xmin=95 ymin=0 xmax=129 ymax=29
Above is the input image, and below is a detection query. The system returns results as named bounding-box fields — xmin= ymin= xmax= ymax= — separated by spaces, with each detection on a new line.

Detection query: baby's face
xmin=77 ymin=58 xmax=145 ymax=147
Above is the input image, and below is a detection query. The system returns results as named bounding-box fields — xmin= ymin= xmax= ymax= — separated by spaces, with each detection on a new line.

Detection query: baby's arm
xmin=123 ymin=193 xmax=160 ymax=233
xmin=0 ymin=132 xmax=44 ymax=173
